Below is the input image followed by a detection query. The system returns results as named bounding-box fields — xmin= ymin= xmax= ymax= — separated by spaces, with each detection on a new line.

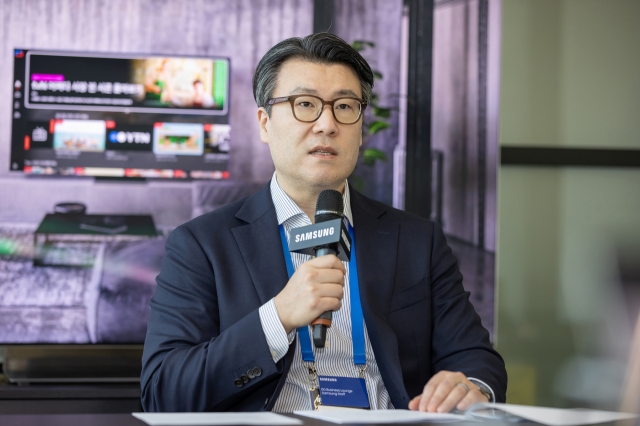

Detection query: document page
xmin=295 ymin=404 xmax=639 ymax=425
xmin=294 ymin=408 xmax=466 ymax=424
xmin=132 ymin=412 xmax=302 ymax=425
xmin=468 ymin=403 xmax=638 ymax=426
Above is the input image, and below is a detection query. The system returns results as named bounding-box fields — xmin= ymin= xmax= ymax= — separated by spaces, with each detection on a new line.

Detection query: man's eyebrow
xmin=289 ymin=87 xmax=318 ymax=95
xmin=288 ymin=87 xmax=361 ymax=98
xmin=333 ymin=89 xmax=360 ymax=98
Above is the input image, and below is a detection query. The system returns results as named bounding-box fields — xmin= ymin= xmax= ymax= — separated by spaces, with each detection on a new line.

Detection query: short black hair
xmin=253 ymin=33 xmax=374 ymax=114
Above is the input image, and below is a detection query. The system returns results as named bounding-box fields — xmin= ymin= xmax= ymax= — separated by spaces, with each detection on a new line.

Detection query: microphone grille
xmin=315 ymin=189 xmax=344 ymax=222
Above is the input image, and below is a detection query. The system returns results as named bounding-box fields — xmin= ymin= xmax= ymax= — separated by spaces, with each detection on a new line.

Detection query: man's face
xmin=257 ymin=59 xmax=363 ymax=193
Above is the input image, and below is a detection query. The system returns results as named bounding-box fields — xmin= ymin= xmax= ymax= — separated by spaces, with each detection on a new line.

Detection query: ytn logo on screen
xmin=108 ymin=131 xmax=151 ymax=144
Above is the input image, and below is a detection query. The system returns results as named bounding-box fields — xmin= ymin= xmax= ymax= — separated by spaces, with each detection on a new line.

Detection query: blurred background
xmin=497 ymin=0 xmax=640 ymax=412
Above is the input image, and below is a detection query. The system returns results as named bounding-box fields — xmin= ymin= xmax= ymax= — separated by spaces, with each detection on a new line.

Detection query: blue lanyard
xmin=278 ymin=222 xmax=366 ymax=367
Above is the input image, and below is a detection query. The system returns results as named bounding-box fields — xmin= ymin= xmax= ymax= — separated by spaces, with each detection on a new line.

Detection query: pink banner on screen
xmin=31 ymin=74 xmax=64 ymax=81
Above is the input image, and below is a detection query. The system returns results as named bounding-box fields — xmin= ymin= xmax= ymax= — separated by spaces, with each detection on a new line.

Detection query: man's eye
xmin=298 ymin=102 xmax=314 ymax=108
xmin=336 ymin=103 xmax=351 ymax=110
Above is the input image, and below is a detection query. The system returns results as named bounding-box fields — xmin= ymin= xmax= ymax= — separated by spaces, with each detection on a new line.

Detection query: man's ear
xmin=257 ymin=107 xmax=270 ymax=144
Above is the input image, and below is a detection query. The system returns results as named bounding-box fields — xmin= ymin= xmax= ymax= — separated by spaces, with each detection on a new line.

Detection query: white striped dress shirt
xmin=258 ymin=174 xmax=394 ymax=412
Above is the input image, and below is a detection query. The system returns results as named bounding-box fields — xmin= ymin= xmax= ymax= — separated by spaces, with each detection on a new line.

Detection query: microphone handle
xmin=315 ymin=247 xmax=336 ymax=257
xmin=312 ymin=245 xmax=338 ymax=348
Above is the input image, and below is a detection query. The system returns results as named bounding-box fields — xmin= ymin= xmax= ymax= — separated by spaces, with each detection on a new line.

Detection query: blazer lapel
xmin=231 ymin=184 xmax=289 ymax=304
xmin=351 ymin=188 xmax=410 ymax=407
xmin=231 ymin=183 xmax=295 ymax=409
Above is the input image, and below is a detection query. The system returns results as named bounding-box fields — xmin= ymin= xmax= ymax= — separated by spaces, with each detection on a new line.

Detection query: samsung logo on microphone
xmin=294 ymin=227 xmax=335 ymax=243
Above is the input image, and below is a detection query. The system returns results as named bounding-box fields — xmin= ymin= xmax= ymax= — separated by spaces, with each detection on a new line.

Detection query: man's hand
xmin=408 ymin=371 xmax=489 ymax=413
xmin=274 ymin=255 xmax=346 ymax=333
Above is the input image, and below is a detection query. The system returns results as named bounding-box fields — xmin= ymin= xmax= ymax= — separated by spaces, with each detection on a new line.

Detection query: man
xmin=141 ymin=33 xmax=507 ymax=412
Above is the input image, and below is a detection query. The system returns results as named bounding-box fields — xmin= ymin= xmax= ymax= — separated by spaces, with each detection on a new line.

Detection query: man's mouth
xmin=309 ymin=147 xmax=337 ymax=156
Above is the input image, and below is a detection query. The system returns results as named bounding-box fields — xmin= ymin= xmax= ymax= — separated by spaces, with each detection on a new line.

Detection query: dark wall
xmin=432 ymin=0 xmax=499 ymax=252
xmin=334 ymin=0 xmax=403 ymax=205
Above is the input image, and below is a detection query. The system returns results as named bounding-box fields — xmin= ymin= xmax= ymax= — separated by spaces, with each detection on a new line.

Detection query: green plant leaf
xmin=362 ymin=148 xmax=388 ymax=166
xmin=351 ymin=41 xmax=364 ymax=52
xmin=352 ymin=40 xmax=375 ymax=49
xmin=351 ymin=40 xmax=374 ymax=52
xmin=368 ymin=120 xmax=391 ymax=135
xmin=373 ymin=107 xmax=391 ymax=118
xmin=373 ymin=71 xmax=383 ymax=80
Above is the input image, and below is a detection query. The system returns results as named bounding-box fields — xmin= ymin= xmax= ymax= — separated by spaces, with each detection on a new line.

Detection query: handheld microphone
xmin=310 ymin=190 xmax=344 ymax=348
xmin=287 ymin=189 xmax=352 ymax=348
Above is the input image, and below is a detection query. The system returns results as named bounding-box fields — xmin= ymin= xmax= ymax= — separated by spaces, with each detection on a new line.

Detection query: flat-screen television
xmin=2 ymin=50 xmax=233 ymax=381
xmin=10 ymin=49 xmax=231 ymax=179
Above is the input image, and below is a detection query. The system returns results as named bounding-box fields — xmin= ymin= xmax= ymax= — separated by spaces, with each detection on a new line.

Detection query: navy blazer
xmin=141 ymin=183 xmax=507 ymax=412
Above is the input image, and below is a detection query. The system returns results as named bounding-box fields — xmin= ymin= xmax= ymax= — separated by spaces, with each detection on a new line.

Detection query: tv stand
xmin=0 ymin=379 xmax=142 ymax=414
xmin=2 ymin=346 xmax=143 ymax=384
xmin=34 ymin=213 xmax=158 ymax=266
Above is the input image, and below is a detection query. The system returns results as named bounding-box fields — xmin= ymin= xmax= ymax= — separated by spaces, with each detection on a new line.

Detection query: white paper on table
xmin=132 ymin=412 xmax=302 ymax=426
xmin=468 ymin=403 xmax=638 ymax=426
xmin=293 ymin=409 xmax=467 ymax=424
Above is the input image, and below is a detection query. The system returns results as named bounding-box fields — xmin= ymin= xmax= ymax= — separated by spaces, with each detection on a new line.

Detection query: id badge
xmin=317 ymin=376 xmax=370 ymax=409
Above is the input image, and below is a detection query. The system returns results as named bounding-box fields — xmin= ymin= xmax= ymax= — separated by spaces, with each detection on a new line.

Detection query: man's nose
xmin=312 ymin=105 xmax=339 ymax=135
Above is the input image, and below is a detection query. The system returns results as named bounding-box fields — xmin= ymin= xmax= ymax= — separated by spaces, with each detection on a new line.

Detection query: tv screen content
xmin=10 ymin=50 xmax=231 ymax=179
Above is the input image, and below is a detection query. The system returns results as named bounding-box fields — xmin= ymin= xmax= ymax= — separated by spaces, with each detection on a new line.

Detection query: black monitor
xmin=10 ymin=49 xmax=231 ymax=179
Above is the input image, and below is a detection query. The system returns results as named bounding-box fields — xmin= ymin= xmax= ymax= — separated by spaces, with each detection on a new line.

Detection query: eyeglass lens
xmin=292 ymin=96 xmax=362 ymax=124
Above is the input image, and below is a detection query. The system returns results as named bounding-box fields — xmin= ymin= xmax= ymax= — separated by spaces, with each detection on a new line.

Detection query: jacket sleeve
xmin=140 ymin=224 xmax=284 ymax=412
xmin=429 ymin=222 xmax=508 ymax=402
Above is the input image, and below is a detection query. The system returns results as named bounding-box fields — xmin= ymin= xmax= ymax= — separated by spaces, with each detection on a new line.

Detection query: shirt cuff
xmin=258 ymin=298 xmax=295 ymax=363
xmin=468 ymin=377 xmax=496 ymax=403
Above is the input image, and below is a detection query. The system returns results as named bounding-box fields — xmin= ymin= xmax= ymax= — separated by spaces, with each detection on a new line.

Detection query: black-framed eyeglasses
xmin=267 ymin=94 xmax=367 ymax=125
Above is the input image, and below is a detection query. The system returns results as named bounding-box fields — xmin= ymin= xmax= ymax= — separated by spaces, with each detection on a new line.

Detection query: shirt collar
xmin=270 ymin=171 xmax=354 ymax=227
